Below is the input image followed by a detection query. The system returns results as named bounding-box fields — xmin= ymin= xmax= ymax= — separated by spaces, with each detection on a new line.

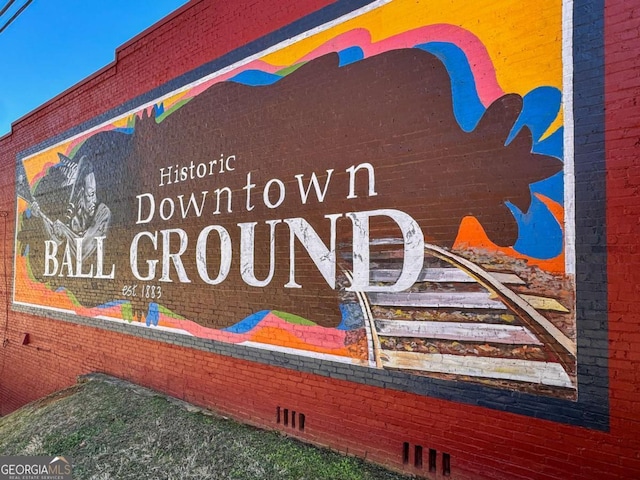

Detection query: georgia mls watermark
xmin=0 ymin=457 xmax=72 ymax=480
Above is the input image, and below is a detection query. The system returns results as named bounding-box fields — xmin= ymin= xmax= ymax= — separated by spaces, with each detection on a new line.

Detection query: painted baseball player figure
xmin=31 ymin=157 xmax=111 ymax=262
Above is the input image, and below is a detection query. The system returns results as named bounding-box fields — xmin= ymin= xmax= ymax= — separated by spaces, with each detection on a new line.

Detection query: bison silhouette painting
xmin=17 ymin=48 xmax=562 ymax=331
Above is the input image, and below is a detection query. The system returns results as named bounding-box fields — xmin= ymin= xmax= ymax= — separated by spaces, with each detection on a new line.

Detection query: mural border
xmin=13 ymin=0 xmax=608 ymax=429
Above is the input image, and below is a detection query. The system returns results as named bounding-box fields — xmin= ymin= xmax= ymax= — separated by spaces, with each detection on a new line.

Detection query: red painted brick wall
xmin=0 ymin=1 xmax=639 ymax=478
xmin=604 ymin=0 xmax=640 ymax=477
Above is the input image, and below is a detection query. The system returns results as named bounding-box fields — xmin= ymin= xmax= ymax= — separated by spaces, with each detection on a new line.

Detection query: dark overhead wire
xmin=0 ymin=0 xmax=17 ymax=18
xmin=0 ymin=0 xmax=33 ymax=36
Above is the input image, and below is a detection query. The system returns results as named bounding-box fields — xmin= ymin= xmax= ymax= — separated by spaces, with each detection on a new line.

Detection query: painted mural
xmin=14 ymin=0 xmax=575 ymax=398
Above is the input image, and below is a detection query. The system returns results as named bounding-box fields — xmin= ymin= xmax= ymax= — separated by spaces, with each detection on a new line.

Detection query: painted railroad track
xmin=345 ymin=240 xmax=576 ymax=390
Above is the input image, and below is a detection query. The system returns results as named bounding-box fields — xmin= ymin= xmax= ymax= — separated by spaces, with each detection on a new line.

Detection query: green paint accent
xmin=121 ymin=303 xmax=133 ymax=323
xmin=158 ymin=305 xmax=186 ymax=320
xmin=65 ymin=289 xmax=81 ymax=307
xmin=156 ymin=98 xmax=193 ymax=123
xmin=275 ymin=62 xmax=307 ymax=76
xmin=25 ymin=257 xmax=37 ymax=282
xmin=271 ymin=311 xmax=316 ymax=326
xmin=68 ymin=141 xmax=84 ymax=158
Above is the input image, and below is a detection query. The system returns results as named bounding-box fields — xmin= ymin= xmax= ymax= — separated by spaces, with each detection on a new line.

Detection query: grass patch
xmin=0 ymin=376 xmax=411 ymax=480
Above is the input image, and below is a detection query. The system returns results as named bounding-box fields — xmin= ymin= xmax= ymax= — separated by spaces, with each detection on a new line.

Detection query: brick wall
xmin=604 ymin=0 xmax=640 ymax=476
xmin=0 ymin=0 xmax=639 ymax=478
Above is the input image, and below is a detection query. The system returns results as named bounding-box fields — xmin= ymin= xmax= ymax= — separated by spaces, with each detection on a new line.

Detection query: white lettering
xmin=95 ymin=236 xmax=116 ymax=279
xmin=159 ymin=197 xmax=175 ymax=221
xmin=238 ymin=220 xmax=281 ymax=287
xmin=160 ymin=228 xmax=191 ymax=283
xmin=285 ymin=214 xmax=341 ymax=289
xmin=59 ymin=242 xmax=74 ymax=277
xmin=243 ymin=172 xmax=256 ymax=212
xmin=196 ymin=225 xmax=232 ymax=285
xmin=74 ymin=237 xmax=94 ymax=278
xmin=178 ymin=191 xmax=208 ymax=218
xmin=346 ymin=163 xmax=378 ymax=199
xmin=263 ymin=178 xmax=286 ymax=209
xmin=136 ymin=193 xmax=155 ymax=224
xmin=130 ymin=231 xmax=159 ymax=281
xmin=213 ymin=187 xmax=233 ymax=215
xmin=347 ymin=209 xmax=423 ymax=292
xmin=295 ymin=169 xmax=334 ymax=204
xmin=44 ymin=240 xmax=59 ymax=276
xmin=159 ymin=167 xmax=172 ymax=187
